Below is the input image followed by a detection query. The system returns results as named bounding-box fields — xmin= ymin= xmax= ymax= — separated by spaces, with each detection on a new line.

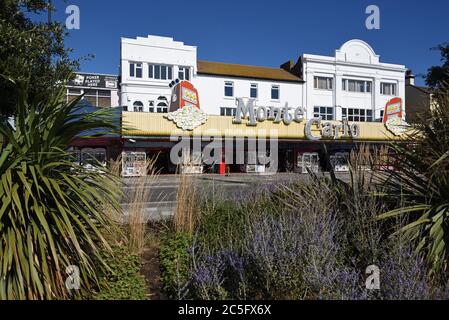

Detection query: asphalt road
xmin=120 ymin=172 xmax=353 ymax=221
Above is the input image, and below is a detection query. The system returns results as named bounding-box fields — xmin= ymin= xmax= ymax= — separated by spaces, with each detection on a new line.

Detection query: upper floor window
xmin=149 ymin=64 xmax=173 ymax=80
xmin=314 ymin=77 xmax=333 ymax=90
xmin=342 ymin=79 xmax=372 ymax=93
xmin=178 ymin=67 xmax=190 ymax=81
xmin=130 ymin=62 xmax=142 ymax=78
xmin=250 ymin=83 xmax=258 ymax=99
xmin=271 ymin=85 xmax=280 ymax=100
xmin=313 ymin=106 xmax=334 ymax=120
xmin=225 ymin=81 xmax=234 ymax=97
xmin=380 ymin=82 xmax=397 ymax=96
xmin=133 ymin=101 xmax=144 ymax=112
xmin=342 ymin=108 xmax=373 ymax=122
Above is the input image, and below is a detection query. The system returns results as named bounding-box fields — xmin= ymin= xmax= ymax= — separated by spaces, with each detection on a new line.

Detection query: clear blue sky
xmin=47 ymin=0 xmax=449 ymax=86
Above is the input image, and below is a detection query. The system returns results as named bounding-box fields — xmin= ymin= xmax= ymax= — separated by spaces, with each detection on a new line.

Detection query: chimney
xmin=406 ymin=69 xmax=415 ymax=86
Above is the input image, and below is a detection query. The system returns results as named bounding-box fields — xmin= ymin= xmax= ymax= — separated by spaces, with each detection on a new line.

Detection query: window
xmin=313 ymin=106 xmax=334 ymax=120
xmin=178 ymin=67 xmax=190 ymax=81
xmin=224 ymin=81 xmax=234 ymax=97
xmin=376 ymin=110 xmax=385 ymax=122
xmin=381 ymin=82 xmax=397 ymax=95
xmin=156 ymin=102 xmax=168 ymax=113
xmin=220 ymin=107 xmax=237 ymax=116
xmin=148 ymin=100 xmax=155 ymax=112
xmin=67 ymin=88 xmax=82 ymax=103
xmin=271 ymin=85 xmax=280 ymax=100
xmin=342 ymin=108 xmax=373 ymax=122
xmin=250 ymin=83 xmax=258 ymax=98
xmin=342 ymin=79 xmax=372 ymax=93
xmin=97 ymin=90 xmax=112 ymax=108
xmin=74 ymin=88 xmax=112 ymax=107
xmin=149 ymin=64 xmax=173 ymax=80
xmin=314 ymin=77 xmax=333 ymax=90
xmin=130 ymin=62 xmax=142 ymax=78
xmin=133 ymin=101 xmax=144 ymax=112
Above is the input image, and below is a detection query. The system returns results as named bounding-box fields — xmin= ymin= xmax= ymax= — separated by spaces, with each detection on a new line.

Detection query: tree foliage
xmin=426 ymin=43 xmax=449 ymax=89
xmin=0 ymin=0 xmax=80 ymax=118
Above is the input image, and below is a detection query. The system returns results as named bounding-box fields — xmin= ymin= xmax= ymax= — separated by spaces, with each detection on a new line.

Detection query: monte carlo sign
xmin=163 ymin=82 xmax=362 ymax=140
xmin=233 ymin=98 xmax=360 ymax=141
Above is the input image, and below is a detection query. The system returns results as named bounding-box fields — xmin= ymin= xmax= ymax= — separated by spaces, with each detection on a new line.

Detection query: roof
xmin=405 ymin=84 xmax=431 ymax=94
xmin=197 ymin=60 xmax=303 ymax=82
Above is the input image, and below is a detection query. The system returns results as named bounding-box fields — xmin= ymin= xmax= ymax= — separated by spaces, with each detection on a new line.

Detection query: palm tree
xmin=0 ymin=81 xmax=122 ymax=299
xmin=377 ymin=85 xmax=449 ymax=274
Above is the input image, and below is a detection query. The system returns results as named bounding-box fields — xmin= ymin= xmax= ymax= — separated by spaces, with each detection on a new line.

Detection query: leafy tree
xmin=0 ymin=0 xmax=80 ymax=118
xmin=426 ymin=43 xmax=449 ymax=89
xmin=0 ymin=81 xmax=121 ymax=299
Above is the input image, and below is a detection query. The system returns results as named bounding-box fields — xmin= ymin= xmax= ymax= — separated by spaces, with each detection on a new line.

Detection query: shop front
xmin=121 ymin=109 xmax=408 ymax=176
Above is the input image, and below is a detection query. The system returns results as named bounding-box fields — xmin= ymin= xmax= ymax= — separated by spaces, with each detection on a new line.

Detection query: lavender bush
xmin=161 ymin=155 xmax=448 ymax=299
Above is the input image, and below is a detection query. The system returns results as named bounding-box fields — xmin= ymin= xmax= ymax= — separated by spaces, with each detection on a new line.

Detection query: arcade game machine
xmin=169 ymin=80 xmax=201 ymax=111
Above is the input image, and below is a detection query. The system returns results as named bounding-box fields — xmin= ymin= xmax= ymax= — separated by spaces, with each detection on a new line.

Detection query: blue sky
xmin=46 ymin=0 xmax=449 ymax=86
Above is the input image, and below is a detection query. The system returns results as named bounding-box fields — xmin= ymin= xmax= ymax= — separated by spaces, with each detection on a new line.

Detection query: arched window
xmin=133 ymin=101 xmax=144 ymax=112
xmin=157 ymin=102 xmax=168 ymax=114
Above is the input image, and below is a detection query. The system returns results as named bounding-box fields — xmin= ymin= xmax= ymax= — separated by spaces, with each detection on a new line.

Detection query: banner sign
xmin=383 ymin=97 xmax=410 ymax=136
xmin=68 ymin=73 xmax=118 ymax=89
xmin=383 ymin=97 xmax=402 ymax=123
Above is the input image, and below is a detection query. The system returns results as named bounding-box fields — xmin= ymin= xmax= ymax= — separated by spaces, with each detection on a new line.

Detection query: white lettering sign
xmin=305 ymin=118 xmax=360 ymax=141
xmin=233 ymin=98 xmax=305 ymax=126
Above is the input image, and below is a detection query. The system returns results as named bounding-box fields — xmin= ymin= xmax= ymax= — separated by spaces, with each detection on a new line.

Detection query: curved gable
xmin=335 ymin=39 xmax=380 ymax=64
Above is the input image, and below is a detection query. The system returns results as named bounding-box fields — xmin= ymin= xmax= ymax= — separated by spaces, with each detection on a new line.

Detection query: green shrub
xmin=0 ymin=84 xmax=121 ymax=299
xmin=94 ymin=245 xmax=147 ymax=300
xmin=198 ymin=200 xmax=246 ymax=251
xmin=160 ymin=232 xmax=192 ymax=299
xmin=377 ymin=86 xmax=449 ymax=274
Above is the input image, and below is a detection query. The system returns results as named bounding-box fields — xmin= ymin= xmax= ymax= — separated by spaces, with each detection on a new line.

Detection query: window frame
xmin=148 ymin=63 xmax=173 ymax=80
xmin=342 ymin=79 xmax=372 ymax=93
xmin=224 ymin=81 xmax=234 ymax=98
xmin=68 ymin=88 xmax=112 ymax=108
xmin=314 ymin=76 xmax=334 ymax=90
xmin=250 ymin=83 xmax=258 ymax=99
xmin=271 ymin=85 xmax=280 ymax=101
xmin=342 ymin=108 xmax=373 ymax=122
xmin=380 ymin=82 xmax=397 ymax=96
xmin=130 ymin=62 xmax=143 ymax=78
xmin=178 ymin=66 xmax=191 ymax=81
xmin=313 ymin=106 xmax=334 ymax=121
xmin=133 ymin=101 xmax=144 ymax=113
xmin=220 ymin=107 xmax=236 ymax=116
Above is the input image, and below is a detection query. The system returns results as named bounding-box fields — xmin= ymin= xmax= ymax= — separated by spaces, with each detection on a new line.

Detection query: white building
xmin=119 ymin=35 xmax=406 ymax=122
xmin=302 ymin=39 xmax=406 ymax=122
